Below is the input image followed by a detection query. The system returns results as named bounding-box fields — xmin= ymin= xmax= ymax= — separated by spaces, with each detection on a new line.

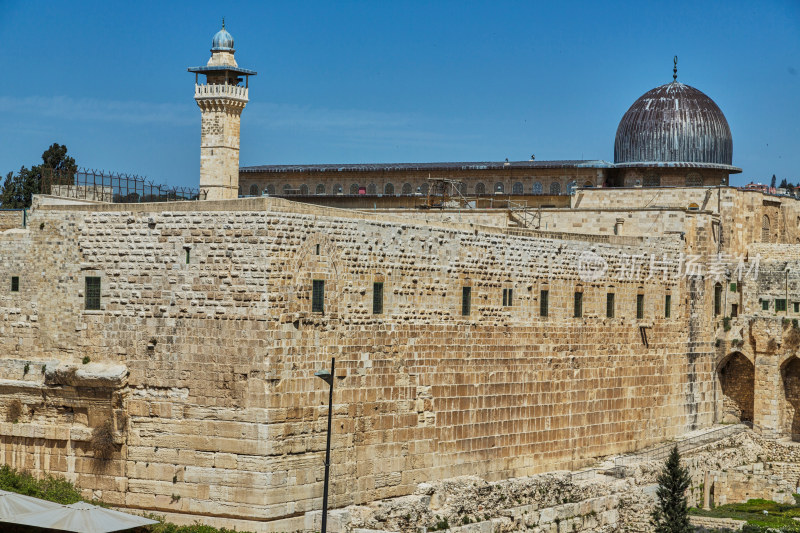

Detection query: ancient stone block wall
xmin=0 ymin=210 xmax=24 ymax=231
xmin=0 ymin=197 xmax=717 ymax=528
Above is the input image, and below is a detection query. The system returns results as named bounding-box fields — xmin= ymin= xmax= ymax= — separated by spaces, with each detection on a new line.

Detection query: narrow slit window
xmin=185 ymin=248 xmax=190 ymax=264
xmin=462 ymin=286 xmax=471 ymax=316
xmin=606 ymin=293 xmax=615 ymax=318
xmin=312 ymin=280 xmax=325 ymax=313
xmin=10 ymin=276 xmax=19 ymax=293
xmin=665 ymin=294 xmax=672 ymax=318
xmin=540 ymin=289 xmax=549 ymax=317
xmin=372 ymin=282 xmax=384 ymax=315
xmin=574 ymin=291 xmax=583 ymax=318
xmin=85 ymin=276 xmax=101 ymax=310
xmin=502 ymin=288 xmax=513 ymax=307
xmin=315 ymin=244 xmax=321 ymax=255
xmin=636 ymin=294 xmax=644 ymax=320
xmin=714 ymin=283 xmax=722 ymax=316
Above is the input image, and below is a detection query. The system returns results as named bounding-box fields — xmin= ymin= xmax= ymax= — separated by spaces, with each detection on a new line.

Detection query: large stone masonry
xmin=0 ymin=197 xmax=717 ymax=529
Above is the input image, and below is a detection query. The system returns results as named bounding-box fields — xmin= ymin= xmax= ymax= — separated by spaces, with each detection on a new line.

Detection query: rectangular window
xmin=665 ymin=294 xmax=672 ymax=318
xmin=10 ymin=276 xmax=19 ymax=293
xmin=794 ymin=302 xmax=799 ymax=313
xmin=636 ymin=294 xmax=644 ymax=320
xmin=85 ymin=276 xmax=101 ymax=310
xmin=776 ymin=299 xmax=787 ymax=312
xmin=606 ymin=293 xmax=615 ymax=318
xmin=714 ymin=284 xmax=722 ymax=316
xmin=574 ymin=291 xmax=583 ymax=318
xmin=730 ymin=282 xmax=737 ymax=293
xmin=502 ymin=288 xmax=513 ymax=307
xmin=540 ymin=289 xmax=549 ymax=317
xmin=762 ymin=299 xmax=769 ymax=311
xmin=731 ymin=303 xmax=738 ymax=317
xmin=461 ymin=286 xmax=471 ymax=316
xmin=312 ymin=279 xmax=325 ymax=313
xmin=372 ymin=282 xmax=384 ymax=315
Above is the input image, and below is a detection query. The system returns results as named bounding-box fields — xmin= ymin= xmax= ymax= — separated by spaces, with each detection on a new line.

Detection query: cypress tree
xmin=651 ymin=445 xmax=693 ymax=533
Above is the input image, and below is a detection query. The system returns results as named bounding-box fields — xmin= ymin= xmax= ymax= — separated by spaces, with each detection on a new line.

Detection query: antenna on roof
xmin=673 ymin=55 xmax=678 ymax=81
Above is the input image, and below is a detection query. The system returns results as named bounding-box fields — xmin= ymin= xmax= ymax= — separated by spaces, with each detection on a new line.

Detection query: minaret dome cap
xmin=211 ymin=20 xmax=234 ymax=52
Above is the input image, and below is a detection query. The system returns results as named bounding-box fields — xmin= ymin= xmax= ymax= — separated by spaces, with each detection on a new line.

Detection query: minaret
xmin=188 ymin=20 xmax=256 ymax=200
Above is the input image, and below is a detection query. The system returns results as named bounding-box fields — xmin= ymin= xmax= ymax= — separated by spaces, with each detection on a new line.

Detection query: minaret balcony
xmin=194 ymin=83 xmax=249 ymax=103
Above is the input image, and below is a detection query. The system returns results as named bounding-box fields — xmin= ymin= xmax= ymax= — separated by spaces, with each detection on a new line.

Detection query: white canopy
xmin=10 ymin=500 xmax=158 ymax=532
xmin=0 ymin=489 xmax=63 ymax=519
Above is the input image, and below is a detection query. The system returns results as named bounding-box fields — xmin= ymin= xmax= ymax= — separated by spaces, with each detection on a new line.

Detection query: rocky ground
xmin=324 ymin=428 xmax=799 ymax=533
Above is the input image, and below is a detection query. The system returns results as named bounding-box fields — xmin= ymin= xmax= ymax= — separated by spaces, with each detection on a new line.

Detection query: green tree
xmin=651 ymin=445 xmax=692 ymax=533
xmin=770 ymin=174 xmax=777 ymax=189
xmin=1 ymin=143 xmax=77 ymax=208
xmin=779 ymin=178 xmax=788 ymax=189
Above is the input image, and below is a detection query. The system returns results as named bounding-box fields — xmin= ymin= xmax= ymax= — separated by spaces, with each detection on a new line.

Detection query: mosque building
xmin=196 ymin=19 xmax=741 ymax=206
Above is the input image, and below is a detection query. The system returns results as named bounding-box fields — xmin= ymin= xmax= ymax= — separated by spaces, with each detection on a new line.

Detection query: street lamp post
xmin=315 ymin=358 xmax=335 ymax=533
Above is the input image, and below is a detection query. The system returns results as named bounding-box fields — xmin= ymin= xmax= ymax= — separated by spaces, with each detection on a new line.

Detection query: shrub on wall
xmin=90 ymin=420 xmax=116 ymax=460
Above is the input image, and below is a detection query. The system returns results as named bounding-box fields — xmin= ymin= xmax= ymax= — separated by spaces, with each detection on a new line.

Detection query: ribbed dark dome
xmin=614 ymin=82 xmax=733 ymax=166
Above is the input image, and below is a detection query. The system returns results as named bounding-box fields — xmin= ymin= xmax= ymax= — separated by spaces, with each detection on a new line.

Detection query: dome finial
xmin=673 ymin=55 xmax=678 ymax=82
xmin=222 ymin=17 xmax=225 ymax=29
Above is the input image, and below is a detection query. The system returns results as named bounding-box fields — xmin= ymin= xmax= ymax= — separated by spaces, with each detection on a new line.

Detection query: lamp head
xmin=315 ymin=369 xmax=333 ymax=385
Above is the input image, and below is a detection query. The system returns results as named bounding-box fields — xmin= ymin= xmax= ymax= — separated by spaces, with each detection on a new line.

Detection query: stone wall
xmin=0 ymin=210 xmax=24 ymax=230
xmin=0 ymin=196 xmax=717 ymax=529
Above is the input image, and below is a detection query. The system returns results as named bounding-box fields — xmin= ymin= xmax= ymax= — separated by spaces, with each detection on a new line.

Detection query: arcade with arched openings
xmin=715 ymin=351 xmax=754 ymax=424
xmin=781 ymin=356 xmax=800 ymax=440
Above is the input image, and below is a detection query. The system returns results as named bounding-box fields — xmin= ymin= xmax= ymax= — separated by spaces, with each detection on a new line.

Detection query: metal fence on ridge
xmin=41 ymin=168 xmax=201 ymax=203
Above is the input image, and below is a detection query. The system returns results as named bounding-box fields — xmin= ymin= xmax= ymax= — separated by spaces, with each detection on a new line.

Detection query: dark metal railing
xmin=41 ymin=168 xmax=201 ymax=203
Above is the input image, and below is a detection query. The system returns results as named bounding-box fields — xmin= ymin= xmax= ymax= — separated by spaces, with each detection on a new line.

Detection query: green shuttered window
xmin=312 ymin=280 xmax=325 ymax=313
xmin=85 ymin=277 xmax=101 ymax=310
xmin=373 ymin=282 xmax=383 ymax=315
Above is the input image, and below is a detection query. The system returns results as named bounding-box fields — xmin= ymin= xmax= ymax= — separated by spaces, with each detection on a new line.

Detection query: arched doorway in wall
xmin=762 ymin=215 xmax=771 ymax=243
xmin=781 ymin=356 xmax=800 ymax=440
xmin=249 ymin=184 xmax=259 ymax=196
xmin=716 ymin=352 xmax=754 ymax=424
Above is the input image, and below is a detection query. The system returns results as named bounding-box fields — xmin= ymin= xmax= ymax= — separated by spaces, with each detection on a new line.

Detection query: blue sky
xmin=1 ymin=0 xmax=798 ymax=188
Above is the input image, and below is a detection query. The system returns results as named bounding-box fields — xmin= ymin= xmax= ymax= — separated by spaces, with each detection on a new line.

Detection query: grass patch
xmin=690 ymin=498 xmax=800 ymax=531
